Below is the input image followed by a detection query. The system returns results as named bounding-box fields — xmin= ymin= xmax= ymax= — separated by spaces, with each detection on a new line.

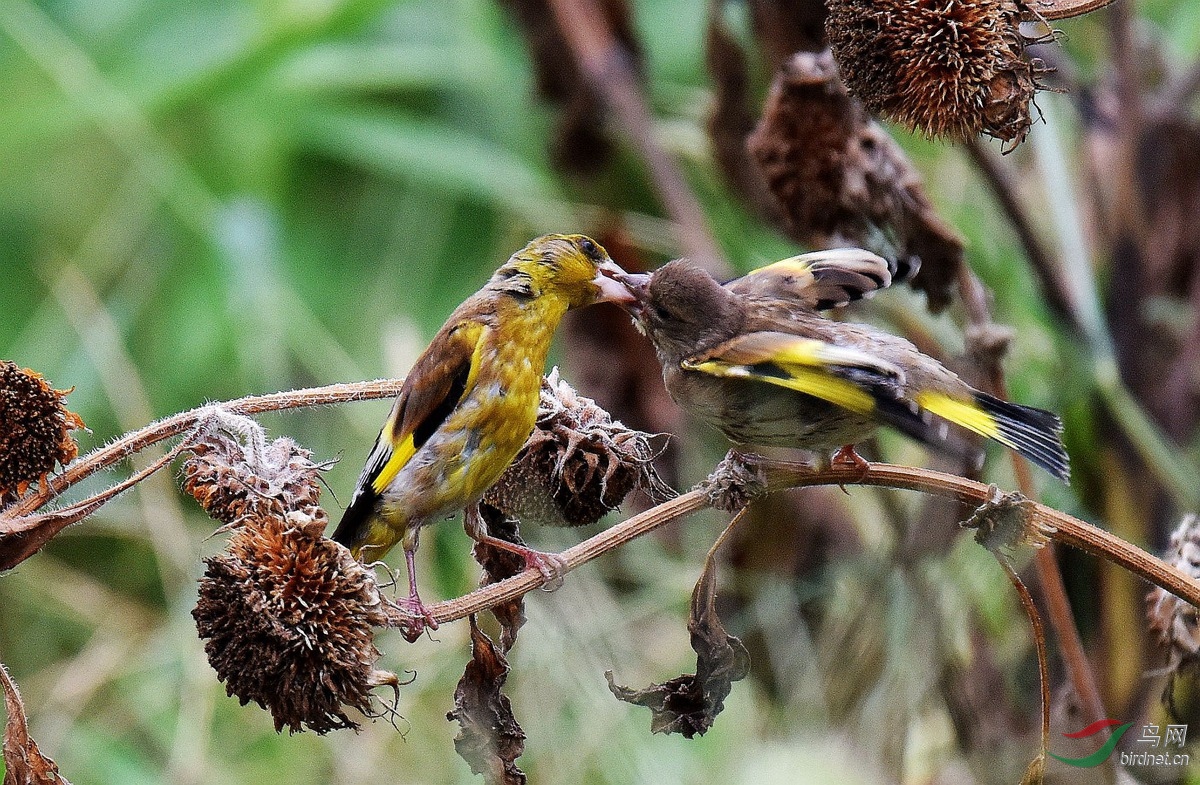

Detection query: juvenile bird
xmin=617 ymin=250 xmax=1069 ymax=481
xmin=333 ymin=234 xmax=635 ymax=633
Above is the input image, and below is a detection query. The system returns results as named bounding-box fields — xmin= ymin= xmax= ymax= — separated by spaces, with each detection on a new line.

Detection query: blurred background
xmin=2 ymin=0 xmax=1200 ymax=782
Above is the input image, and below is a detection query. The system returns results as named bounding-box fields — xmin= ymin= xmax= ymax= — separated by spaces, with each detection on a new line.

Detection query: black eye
xmin=579 ymin=238 xmax=597 ymax=257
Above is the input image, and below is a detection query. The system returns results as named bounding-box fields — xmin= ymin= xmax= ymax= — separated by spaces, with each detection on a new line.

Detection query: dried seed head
xmin=826 ymin=0 xmax=1040 ymax=144
xmin=483 ymin=369 xmax=673 ymax=527
xmin=1148 ymin=515 xmax=1200 ymax=671
xmin=193 ymin=510 xmax=399 ymax=733
xmin=746 ymin=50 xmax=965 ymax=311
xmin=181 ymin=411 xmax=326 ymax=531
xmin=0 ymin=361 xmax=85 ymax=506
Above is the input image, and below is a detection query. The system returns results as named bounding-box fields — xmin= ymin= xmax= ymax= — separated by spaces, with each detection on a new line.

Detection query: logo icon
xmin=1050 ymin=719 xmax=1133 ymax=768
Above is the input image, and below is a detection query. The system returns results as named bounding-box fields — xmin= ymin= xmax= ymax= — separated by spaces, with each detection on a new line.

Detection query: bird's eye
xmin=652 ymin=303 xmax=671 ymax=321
xmin=579 ymin=238 xmax=597 ymax=257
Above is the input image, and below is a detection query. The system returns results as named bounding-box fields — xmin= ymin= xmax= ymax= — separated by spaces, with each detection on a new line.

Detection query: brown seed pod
xmin=747 ymin=50 xmax=965 ymax=311
xmin=0 ymin=361 xmax=85 ymax=506
xmin=483 ymin=369 xmax=673 ymax=527
xmin=826 ymin=0 xmax=1042 ymax=145
xmin=1148 ymin=515 xmax=1200 ymax=670
xmin=193 ymin=510 xmax=399 ymax=734
xmin=181 ymin=411 xmax=326 ymax=529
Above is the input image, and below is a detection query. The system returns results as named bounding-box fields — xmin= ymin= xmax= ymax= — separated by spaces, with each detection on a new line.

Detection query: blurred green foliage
xmin=3 ymin=0 xmax=1200 ymax=783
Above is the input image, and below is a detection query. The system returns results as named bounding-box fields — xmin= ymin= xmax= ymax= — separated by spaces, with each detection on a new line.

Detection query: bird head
xmin=490 ymin=234 xmax=637 ymax=308
xmin=614 ymin=261 xmax=743 ymax=360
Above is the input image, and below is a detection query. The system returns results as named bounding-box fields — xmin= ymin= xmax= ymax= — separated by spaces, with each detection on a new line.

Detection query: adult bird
xmin=333 ymin=234 xmax=636 ymax=634
xmin=615 ymin=249 xmax=1070 ymax=482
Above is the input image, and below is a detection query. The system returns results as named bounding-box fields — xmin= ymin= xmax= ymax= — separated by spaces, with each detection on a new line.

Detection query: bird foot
xmin=524 ymin=548 xmax=568 ymax=591
xmin=829 ymin=445 xmax=870 ymax=492
xmin=389 ymin=594 xmax=439 ymax=643
xmin=830 ymin=445 xmax=870 ymax=473
xmin=473 ymin=532 xmax=568 ymax=591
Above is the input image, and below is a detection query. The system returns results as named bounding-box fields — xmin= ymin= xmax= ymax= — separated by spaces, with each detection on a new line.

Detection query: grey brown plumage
xmin=620 ymin=250 xmax=1069 ymax=481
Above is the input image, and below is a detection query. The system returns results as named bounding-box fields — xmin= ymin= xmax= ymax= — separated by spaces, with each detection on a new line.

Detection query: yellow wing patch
xmin=744 ymin=256 xmax=816 ymax=283
xmin=685 ymin=358 xmax=877 ymax=414
xmin=368 ymin=323 xmax=491 ymax=496
xmin=370 ymin=434 xmax=417 ymax=495
xmin=915 ymin=391 xmax=1001 ymax=441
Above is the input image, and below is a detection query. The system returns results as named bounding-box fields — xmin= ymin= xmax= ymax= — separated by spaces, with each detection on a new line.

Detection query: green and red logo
xmin=1050 ymin=719 xmax=1133 ymax=768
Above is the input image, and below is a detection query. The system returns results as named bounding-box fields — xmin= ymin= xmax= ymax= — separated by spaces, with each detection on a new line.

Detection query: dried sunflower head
xmin=827 ymin=0 xmax=1044 ymax=145
xmin=193 ymin=510 xmax=399 ymax=734
xmin=483 ymin=368 xmax=673 ymax=527
xmin=0 ymin=361 xmax=85 ymax=506
xmin=181 ymin=410 xmax=326 ymax=528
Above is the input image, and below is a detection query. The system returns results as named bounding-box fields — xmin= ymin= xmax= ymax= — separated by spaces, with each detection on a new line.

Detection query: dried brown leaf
xmin=448 ymin=618 xmax=527 ymax=785
xmin=2 ymin=664 xmax=71 ymax=785
xmin=606 ymin=532 xmax=750 ymax=738
xmin=472 ymin=505 xmax=529 ymax=652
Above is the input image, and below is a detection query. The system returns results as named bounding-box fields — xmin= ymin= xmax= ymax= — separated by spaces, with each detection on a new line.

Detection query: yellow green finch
xmin=333 ymin=234 xmax=635 ymax=632
xmin=615 ymin=249 xmax=1070 ymax=481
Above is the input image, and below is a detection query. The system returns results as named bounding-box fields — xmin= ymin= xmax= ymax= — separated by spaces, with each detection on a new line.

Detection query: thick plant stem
xmin=422 ymin=459 xmax=1200 ymax=626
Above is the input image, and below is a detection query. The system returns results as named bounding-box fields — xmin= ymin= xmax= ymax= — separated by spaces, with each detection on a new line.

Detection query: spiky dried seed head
xmin=0 ymin=361 xmax=85 ymax=506
xmin=746 ymin=50 xmax=965 ymax=310
xmin=193 ymin=510 xmax=398 ymax=733
xmin=1148 ymin=515 xmax=1200 ymax=670
xmin=181 ymin=413 xmax=326 ymax=530
xmin=483 ymin=368 xmax=672 ymax=527
xmin=826 ymin=0 xmax=1039 ymax=144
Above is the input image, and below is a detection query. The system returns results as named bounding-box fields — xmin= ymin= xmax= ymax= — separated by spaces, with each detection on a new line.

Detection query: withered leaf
xmin=447 ymin=617 xmax=527 ymax=785
xmin=606 ymin=538 xmax=750 ymax=738
xmin=472 ymin=504 xmax=528 ymax=652
xmin=2 ymin=664 xmax=71 ymax=785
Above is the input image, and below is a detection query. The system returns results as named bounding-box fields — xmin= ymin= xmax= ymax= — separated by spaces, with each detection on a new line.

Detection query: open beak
xmin=592 ymin=260 xmax=642 ymax=305
xmin=608 ymin=269 xmax=650 ymax=314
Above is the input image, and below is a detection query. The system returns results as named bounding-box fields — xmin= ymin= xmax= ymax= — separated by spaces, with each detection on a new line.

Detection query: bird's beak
xmin=608 ymin=270 xmax=650 ymax=314
xmin=592 ymin=260 xmax=641 ymax=305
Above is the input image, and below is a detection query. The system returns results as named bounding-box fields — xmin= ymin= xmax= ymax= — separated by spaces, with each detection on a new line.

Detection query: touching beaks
xmin=592 ymin=260 xmax=641 ymax=305
xmin=609 ymin=270 xmax=650 ymax=312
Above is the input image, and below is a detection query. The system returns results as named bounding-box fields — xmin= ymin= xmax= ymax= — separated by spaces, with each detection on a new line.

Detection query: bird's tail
xmin=911 ymin=390 xmax=1071 ymax=482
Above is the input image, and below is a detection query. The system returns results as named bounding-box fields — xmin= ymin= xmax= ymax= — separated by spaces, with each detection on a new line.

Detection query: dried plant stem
xmin=955 ymin=262 xmax=1110 ymax=725
xmin=997 ymin=558 xmax=1050 ymax=767
xmin=545 ymin=0 xmax=727 ymax=275
xmin=4 ymin=379 xmax=405 ymax=520
xmin=961 ymin=138 xmax=1078 ymax=330
xmin=427 ymin=458 xmax=1200 ymax=625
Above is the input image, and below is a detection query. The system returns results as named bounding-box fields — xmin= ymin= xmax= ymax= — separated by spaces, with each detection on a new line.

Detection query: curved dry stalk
xmin=4 ymin=379 xmax=405 ymax=519
xmin=545 ymin=0 xmax=727 ymax=275
xmin=425 ymin=458 xmax=1200 ymax=625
